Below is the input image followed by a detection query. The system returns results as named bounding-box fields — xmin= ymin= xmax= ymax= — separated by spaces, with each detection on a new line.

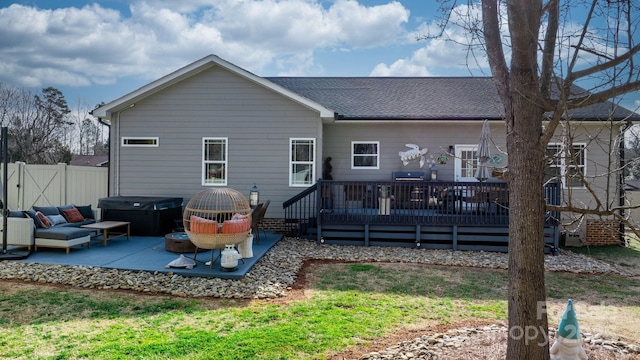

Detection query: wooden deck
xmin=283 ymin=180 xmax=561 ymax=253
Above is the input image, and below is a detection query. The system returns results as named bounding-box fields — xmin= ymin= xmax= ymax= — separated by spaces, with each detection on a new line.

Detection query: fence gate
xmin=1 ymin=162 xmax=108 ymax=210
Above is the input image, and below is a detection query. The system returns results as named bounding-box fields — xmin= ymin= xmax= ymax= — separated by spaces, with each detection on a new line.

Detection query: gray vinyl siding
xmin=547 ymin=121 xmax=622 ymax=232
xmin=110 ymin=66 xmax=321 ymax=218
xmin=322 ymin=121 xmax=508 ymax=182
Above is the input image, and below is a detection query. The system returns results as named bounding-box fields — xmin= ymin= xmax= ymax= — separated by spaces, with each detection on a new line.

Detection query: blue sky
xmin=0 ymin=0 xmax=638 ymax=114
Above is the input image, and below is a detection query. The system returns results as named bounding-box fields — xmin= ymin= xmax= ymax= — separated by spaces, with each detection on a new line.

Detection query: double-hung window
xmin=351 ymin=141 xmax=380 ymax=169
xmin=290 ymin=138 xmax=315 ymax=186
xmin=203 ymin=137 xmax=227 ymax=186
xmin=545 ymin=143 xmax=586 ymax=188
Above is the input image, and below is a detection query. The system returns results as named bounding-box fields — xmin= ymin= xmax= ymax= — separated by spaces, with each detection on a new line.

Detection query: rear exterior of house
xmin=97 ymin=60 xmax=330 ymax=220
xmin=93 ymin=54 xmax=640 ymax=248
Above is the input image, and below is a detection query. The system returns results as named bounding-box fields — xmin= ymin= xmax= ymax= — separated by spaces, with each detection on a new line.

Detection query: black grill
xmin=392 ymin=172 xmax=425 ymax=181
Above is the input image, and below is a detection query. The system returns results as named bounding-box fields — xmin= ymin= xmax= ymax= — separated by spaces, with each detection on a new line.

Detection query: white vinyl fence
xmin=1 ymin=162 xmax=108 ymax=210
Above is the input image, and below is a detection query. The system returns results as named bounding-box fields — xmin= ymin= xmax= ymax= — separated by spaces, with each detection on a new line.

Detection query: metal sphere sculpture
xmin=183 ymin=188 xmax=252 ymax=251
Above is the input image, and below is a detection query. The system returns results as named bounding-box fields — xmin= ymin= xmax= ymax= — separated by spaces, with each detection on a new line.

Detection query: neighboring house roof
xmin=91 ymin=54 xmax=335 ymax=120
xmin=626 ymin=179 xmax=640 ymax=191
xmin=70 ymin=155 xmax=109 ymax=167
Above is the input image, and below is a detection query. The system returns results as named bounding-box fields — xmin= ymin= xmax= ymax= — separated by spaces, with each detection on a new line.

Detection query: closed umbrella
xmin=475 ymin=120 xmax=492 ymax=182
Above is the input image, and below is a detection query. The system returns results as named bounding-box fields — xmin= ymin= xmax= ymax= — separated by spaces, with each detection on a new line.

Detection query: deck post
xmin=317 ymin=180 xmax=323 ymax=245
xmin=415 ymin=224 xmax=421 ymax=247
xmin=364 ymin=224 xmax=370 ymax=246
xmin=452 ymin=225 xmax=458 ymax=251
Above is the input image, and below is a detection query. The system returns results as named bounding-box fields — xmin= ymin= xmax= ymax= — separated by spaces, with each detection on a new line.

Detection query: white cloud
xmin=274 ymin=52 xmax=324 ymax=76
xmin=370 ymin=3 xmax=491 ymax=77
xmin=0 ymin=0 xmax=411 ymax=89
xmin=370 ymin=59 xmax=430 ymax=76
xmin=328 ymin=0 xmax=409 ymax=47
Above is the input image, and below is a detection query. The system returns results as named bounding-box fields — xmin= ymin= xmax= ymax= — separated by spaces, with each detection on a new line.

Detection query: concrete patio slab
xmin=13 ymin=231 xmax=283 ymax=279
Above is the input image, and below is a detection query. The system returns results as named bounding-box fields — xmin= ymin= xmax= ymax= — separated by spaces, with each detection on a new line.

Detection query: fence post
xmin=58 ymin=163 xmax=68 ymax=205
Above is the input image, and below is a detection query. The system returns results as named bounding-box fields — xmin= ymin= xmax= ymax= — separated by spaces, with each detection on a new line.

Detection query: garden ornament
xmin=399 ymin=144 xmax=428 ymax=168
xmin=550 ymin=299 xmax=587 ymax=360
xmin=165 ymin=254 xmax=196 ymax=270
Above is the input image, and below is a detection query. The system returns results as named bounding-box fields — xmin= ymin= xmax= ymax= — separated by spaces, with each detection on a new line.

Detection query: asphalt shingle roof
xmin=266 ymin=77 xmax=639 ymax=121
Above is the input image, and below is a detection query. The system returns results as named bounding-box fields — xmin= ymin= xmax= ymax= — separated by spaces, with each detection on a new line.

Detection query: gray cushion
xmin=24 ymin=210 xmax=46 ymax=228
xmin=47 ymin=214 xmax=68 ymax=225
xmin=57 ymin=204 xmax=76 ymax=215
xmin=35 ymin=227 xmax=92 ymax=240
xmin=8 ymin=210 xmax=25 ymax=218
xmin=74 ymin=205 xmax=95 ymax=219
xmin=32 ymin=206 xmax=61 ymax=216
xmin=56 ymin=219 xmax=95 ymax=227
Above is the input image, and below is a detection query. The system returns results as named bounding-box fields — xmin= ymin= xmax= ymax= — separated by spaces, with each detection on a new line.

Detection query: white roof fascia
xmin=92 ymin=54 xmax=336 ymax=120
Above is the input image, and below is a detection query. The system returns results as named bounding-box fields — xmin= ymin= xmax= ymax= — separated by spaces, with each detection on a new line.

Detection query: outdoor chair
xmin=251 ymin=200 xmax=270 ymax=244
xmin=250 ymin=202 xmax=264 ymax=241
xmin=183 ymin=188 xmax=252 ymax=268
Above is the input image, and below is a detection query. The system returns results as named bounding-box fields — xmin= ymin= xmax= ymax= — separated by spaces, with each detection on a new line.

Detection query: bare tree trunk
xmin=506 ymin=78 xmax=549 ymax=359
xmin=483 ymin=0 xmax=551 ymax=358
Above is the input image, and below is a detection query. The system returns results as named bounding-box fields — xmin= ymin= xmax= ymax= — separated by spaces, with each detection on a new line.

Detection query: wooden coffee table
xmin=81 ymin=221 xmax=131 ymax=247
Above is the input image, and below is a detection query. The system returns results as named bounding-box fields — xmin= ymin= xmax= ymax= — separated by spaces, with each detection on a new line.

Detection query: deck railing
xmin=283 ymin=183 xmax=319 ymax=236
xmin=283 ymin=180 xmax=561 ymax=237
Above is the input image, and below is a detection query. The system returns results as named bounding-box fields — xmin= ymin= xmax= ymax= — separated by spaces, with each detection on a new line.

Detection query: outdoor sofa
xmin=4 ymin=205 xmax=98 ymax=254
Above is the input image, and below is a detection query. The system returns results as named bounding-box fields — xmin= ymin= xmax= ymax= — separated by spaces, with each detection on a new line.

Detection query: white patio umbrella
xmin=474 ymin=120 xmax=492 ymax=182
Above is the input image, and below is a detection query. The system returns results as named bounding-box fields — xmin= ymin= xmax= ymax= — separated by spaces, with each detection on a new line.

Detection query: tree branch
xmin=566 ymin=0 xmax=598 ymax=78
xmin=540 ymin=0 xmax=559 ymax=99
xmin=481 ymin=1 xmax=510 ymax=102
xmin=564 ymin=81 xmax=640 ymax=109
xmin=568 ymin=43 xmax=640 ymax=82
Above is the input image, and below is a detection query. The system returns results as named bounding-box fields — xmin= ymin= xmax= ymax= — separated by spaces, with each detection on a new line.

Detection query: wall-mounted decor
xmin=490 ymin=154 xmax=504 ymax=165
xmin=436 ymin=153 xmax=449 ymax=164
xmin=399 ymin=144 xmax=428 ymax=168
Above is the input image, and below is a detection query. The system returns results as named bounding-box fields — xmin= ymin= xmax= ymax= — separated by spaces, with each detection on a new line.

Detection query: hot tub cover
xmin=98 ymin=196 xmax=183 ymax=210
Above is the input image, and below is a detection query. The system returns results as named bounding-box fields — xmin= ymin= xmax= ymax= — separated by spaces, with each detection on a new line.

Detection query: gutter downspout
xmin=97 ymin=117 xmax=112 ymax=197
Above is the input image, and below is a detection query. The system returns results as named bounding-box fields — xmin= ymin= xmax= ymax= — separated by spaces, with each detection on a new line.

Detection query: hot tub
xmin=98 ymin=196 xmax=183 ymax=236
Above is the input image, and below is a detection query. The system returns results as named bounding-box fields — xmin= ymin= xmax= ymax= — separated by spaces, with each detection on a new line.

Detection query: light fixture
xmin=430 ymin=164 xmax=438 ymax=181
xmin=250 ymin=184 xmax=260 ymax=208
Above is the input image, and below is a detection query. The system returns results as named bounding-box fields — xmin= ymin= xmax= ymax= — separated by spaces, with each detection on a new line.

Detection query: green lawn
xmin=1 ymin=262 xmax=638 ymax=359
xmin=563 ymin=237 xmax=640 ymax=273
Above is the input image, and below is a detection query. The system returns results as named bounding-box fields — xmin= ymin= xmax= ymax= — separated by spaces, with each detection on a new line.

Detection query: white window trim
xmin=547 ymin=142 xmax=587 ymax=189
xmin=454 ymin=144 xmax=479 ymax=182
xmin=289 ymin=138 xmax=316 ymax=187
xmin=121 ymin=137 xmax=159 ymax=147
xmin=202 ymin=137 xmax=228 ymax=186
xmin=351 ymin=141 xmax=380 ymax=170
